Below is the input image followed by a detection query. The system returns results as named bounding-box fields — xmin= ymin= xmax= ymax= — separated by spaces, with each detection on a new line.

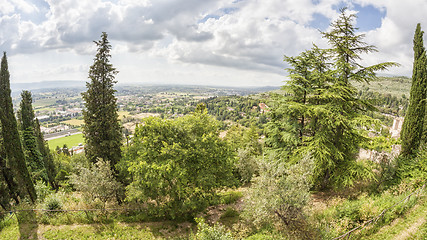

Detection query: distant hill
xmin=352 ymin=76 xmax=412 ymax=98
xmin=11 ymin=81 xmax=280 ymax=96
xmin=11 ymin=81 xmax=86 ymax=93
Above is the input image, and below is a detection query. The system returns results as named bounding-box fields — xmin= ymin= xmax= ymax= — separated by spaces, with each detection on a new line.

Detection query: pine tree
xmin=19 ymin=90 xmax=47 ymax=182
xmin=0 ymin=52 xmax=36 ymax=203
xmin=401 ymin=23 xmax=427 ymax=157
xmin=82 ymin=32 xmax=122 ymax=169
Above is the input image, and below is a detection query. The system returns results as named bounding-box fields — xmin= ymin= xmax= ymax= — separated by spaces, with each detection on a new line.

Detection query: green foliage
xmin=243 ymin=154 xmax=314 ymax=235
xmin=265 ymin=9 xmax=396 ymax=188
xmin=82 ymin=32 xmax=122 ymax=168
xmin=19 ymin=92 xmax=49 ymax=183
xmin=397 ymin=144 xmax=427 ymax=187
xmin=35 ymin=119 xmax=58 ymax=190
xmin=217 ymin=191 xmax=243 ymax=205
xmin=193 ymin=218 xmax=234 ymax=240
xmin=125 ymin=111 xmax=235 ymax=219
xmin=225 ymin=124 xmax=262 ymax=184
xmin=34 ymin=180 xmax=54 ymax=202
xmin=69 ymin=159 xmax=122 ymax=207
xmin=401 ymin=23 xmax=427 ymax=157
xmin=220 ymin=207 xmax=239 ymax=219
xmin=201 ymin=96 xmax=265 ymax=128
xmin=0 ymin=52 xmax=36 ymax=203
xmin=44 ymin=194 xmax=63 ymax=212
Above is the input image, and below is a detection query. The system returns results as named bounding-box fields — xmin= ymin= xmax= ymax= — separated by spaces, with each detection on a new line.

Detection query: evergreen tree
xmin=265 ymin=9 xmax=397 ymax=188
xmin=34 ymin=119 xmax=58 ymax=189
xmin=82 ymin=32 xmax=122 ymax=169
xmin=0 ymin=135 xmax=19 ymax=208
xmin=19 ymin=90 xmax=47 ymax=182
xmin=0 ymin=52 xmax=36 ymax=203
xmin=401 ymin=23 xmax=427 ymax=157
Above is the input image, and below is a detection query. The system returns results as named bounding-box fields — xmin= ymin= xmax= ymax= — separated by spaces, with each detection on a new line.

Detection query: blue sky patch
xmin=354 ymin=4 xmax=385 ymax=31
xmin=310 ymin=13 xmax=330 ymax=31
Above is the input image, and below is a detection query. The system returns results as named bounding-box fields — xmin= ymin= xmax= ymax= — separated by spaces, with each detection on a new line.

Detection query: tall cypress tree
xmin=34 ymin=119 xmax=58 ymax=189
xmin=0 ymin=135 xmax=19 ymax=208
xmin=82 ymin=32 xmax=122 ymax=169
xmin=19 ymin=90 xmax=47 ymax=182
xmin=0 ymin=52 xmax=36 ymax=203
xmin=400 ymin=24 xmax=427 ymax=157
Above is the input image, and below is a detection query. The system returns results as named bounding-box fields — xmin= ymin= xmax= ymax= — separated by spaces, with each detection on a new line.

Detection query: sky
xmin=0 ymin=0 xmax=426 ymax=87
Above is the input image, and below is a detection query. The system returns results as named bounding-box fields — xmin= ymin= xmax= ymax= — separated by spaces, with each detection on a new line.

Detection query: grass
xmin=48 ymin=133 xmax=84 ymax=150
xmin=62 ymin=119 xmax=84 ymax=127
xmin=361 ymin=196 xmax=427 ymax=239
xmin=41 ymin=223 xmax=158 ymax=240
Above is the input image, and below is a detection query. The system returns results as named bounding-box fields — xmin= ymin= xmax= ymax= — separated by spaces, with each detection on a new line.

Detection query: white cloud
xmin=1 ymin=0 xmax=425 ymax=86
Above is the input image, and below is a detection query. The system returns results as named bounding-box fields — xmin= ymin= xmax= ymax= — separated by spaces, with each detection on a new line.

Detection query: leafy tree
xmin=125 ymin=110 xmax=235 ymax=218
xmin=401 ymin=23 xmax=427 ymax=157
xmin=82 ymin=32 xmax=122 ymax=169
xmin=0 ymin=52 xmax=36 ymax=203
xmin=19 ymin=90 xmax=48 ymax=182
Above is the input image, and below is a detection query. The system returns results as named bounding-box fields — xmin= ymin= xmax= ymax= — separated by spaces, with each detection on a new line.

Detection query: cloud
xmin=0 ymin=0 xmax=425 ymax=86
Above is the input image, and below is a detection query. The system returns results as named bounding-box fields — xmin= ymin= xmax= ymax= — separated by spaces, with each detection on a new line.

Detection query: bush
xmin=242 ymin=154 xmax=316 ymax=238
xmin=236 ymin=148 xmax=258 ymax=184
xmin=69 ymin=159 xmax=122 ymax=208
xmin=193 ymin=218 xmax=234 ymax=240
xmin=44 ymin=195 xmax=63 ymax=212
xmin=35 ymin=180 xmax=54 ymax=202
xmin=218 ymin=191 xmax=243 ymax=205
xmin=221 ymin=207 xmax=239 ymax=219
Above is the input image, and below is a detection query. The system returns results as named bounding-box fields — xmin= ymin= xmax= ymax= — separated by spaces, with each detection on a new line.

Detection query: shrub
xmin=243 ymin=154 xmax=314 ymax=227
xmin=193 ymin=218 xmax=234 ymax=240
xmin=236 ymin=148 xmax=259 ymax=184
xmin=35 ymin=180 xmax=54 ymax=202
xmin=218 ymin=191 xmax=243 ymax=205
xmin=69 ymin=159 xmax=122 ymax=208
xmin=44 ymin=195 xmax=63 ymax=212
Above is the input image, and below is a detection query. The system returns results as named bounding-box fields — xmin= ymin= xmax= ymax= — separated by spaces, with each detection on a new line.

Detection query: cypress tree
xmin=34 ymin=119 xmax=58 ymax=189
xmin=0 ymin=52 xmax=36 ymax=203
xmin=19 ymin=90 xmax=47 ymax=182
xmin=0 ymin=136 xmax=19 ymax=207
xmin=82 ymin=32 xmax=122 ymax=169
xmin=400 ymin=24 xmax=427 ymax=157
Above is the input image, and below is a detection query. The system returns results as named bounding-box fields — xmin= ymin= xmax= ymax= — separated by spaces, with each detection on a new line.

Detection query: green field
xmin=33 ymin=98 xmax=58 ymax=108
xmin=47 ymin=133 xmax=85 ymax=150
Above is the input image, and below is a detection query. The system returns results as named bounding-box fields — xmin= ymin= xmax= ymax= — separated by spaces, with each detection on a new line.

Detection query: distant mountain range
xmin=10 ymin=80 xmax=280 ymax=94
xmin=11 ymin=81 xmax=86 ymax=93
